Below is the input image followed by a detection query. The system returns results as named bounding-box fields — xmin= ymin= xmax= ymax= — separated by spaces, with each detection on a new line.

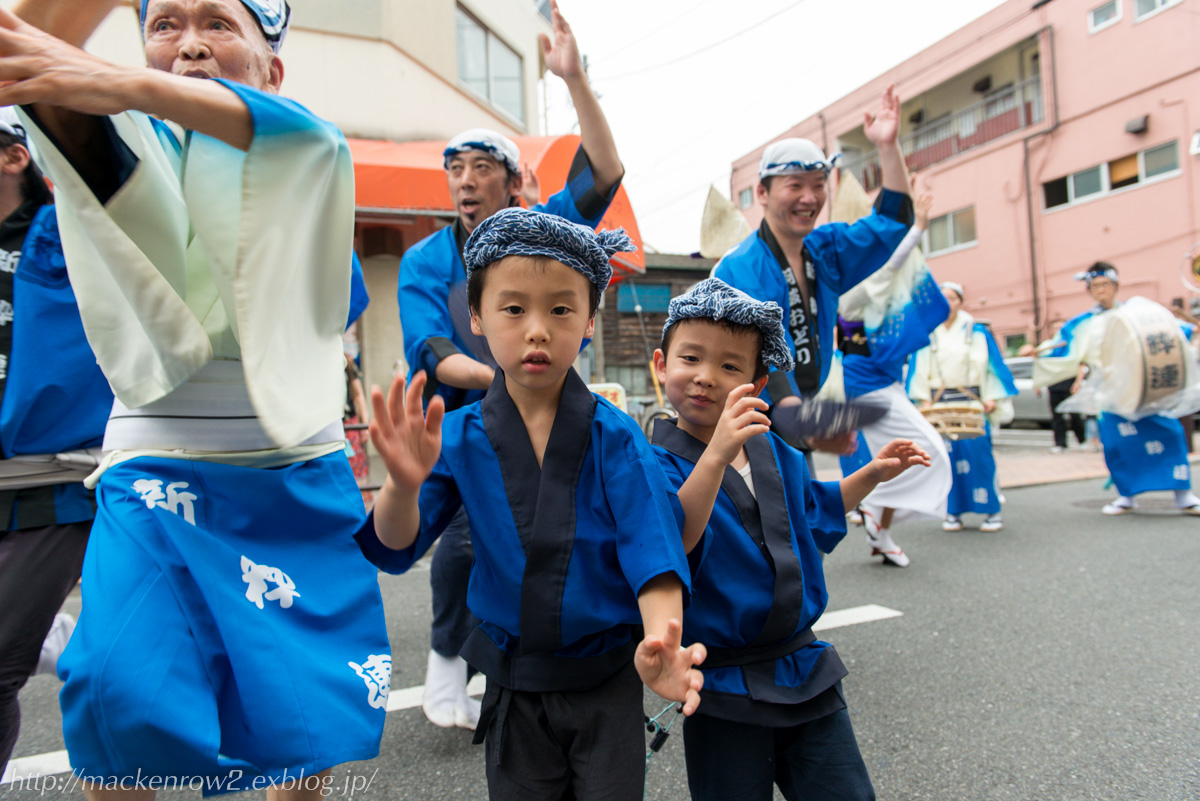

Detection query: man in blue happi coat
xmin=714 ymin=87 xmax=913 ymax=448
xmin=0 ymin=107 xmax=113 ymax=777
xmin=396 ymin=0 xmax=625 ymax=729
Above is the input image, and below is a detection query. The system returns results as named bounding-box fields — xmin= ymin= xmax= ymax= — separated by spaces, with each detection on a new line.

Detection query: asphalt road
xmin=4 ymin=471 xmax=1199 ymax=800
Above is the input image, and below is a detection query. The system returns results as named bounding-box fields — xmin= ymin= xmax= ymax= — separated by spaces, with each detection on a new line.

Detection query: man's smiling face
xmin=758 ymin=170 xmax=827 ymax=241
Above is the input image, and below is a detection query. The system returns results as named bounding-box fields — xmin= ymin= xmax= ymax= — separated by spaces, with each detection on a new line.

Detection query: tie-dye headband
xmin=139 ymin=0 xmax=291 ymax=53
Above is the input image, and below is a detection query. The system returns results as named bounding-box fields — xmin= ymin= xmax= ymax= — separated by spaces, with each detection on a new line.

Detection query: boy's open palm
xmin=708 ymin=384 xmax=771 ymax=466
xmin=635 ymin=619 xmax=706 ymax=716
xmin=369 ymin=372 xmax=444 ymax=493
xmin=870 ymin=439 xmax=932 ymax=482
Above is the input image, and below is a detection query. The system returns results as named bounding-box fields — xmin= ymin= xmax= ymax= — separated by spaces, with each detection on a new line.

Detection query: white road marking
xmin=3 ymin=607 xmax=899 ymax=785
xmin=813 ymin=603 xmax=903 ymax=631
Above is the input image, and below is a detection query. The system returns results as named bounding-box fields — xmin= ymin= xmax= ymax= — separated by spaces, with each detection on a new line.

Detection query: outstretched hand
xmin=368 ymin=372 xmax=444 ymax=493
xmin=864 ymin=83 xmax=902 ymax=148
xmin=705 ymin=384 xmax=770 ymax=466
xmin=0 ymin=6 xmax=130 ymax=114
xmin=635 ymin=619 xmax=706 ymax=716
xmin=868 ymin=438 xmax=931 ymax=482
xmin=539 ymin=0 xmax=584 ymax=81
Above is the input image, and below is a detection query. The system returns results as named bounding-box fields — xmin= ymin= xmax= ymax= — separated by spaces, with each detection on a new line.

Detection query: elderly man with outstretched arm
xmin=395 ymin=0 xmax=626 ymax=730
xmin=3 ymin=2 xmax=388 ymax=798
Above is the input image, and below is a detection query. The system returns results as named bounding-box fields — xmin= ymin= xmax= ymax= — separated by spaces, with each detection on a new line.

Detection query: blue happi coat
xmin=714 ymin=189 xmax=911 ymax=401
xmin=357 ymin=369 xmax=690 ymax=692
xmin=398 ymin=149 xmax=617 ymax=411
xmin=652 ymin=419 xmax=851 ymax=726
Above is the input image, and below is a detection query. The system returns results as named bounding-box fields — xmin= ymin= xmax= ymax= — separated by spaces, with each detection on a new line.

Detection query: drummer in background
xmin=907 ymin=282 xmax=1018 ymax=532
xmin=1035 ymin=263 xmax=1200 ymax=515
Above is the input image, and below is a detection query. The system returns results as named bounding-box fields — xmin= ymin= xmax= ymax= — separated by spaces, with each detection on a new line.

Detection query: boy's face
xmin=654 ymin=320 xmax=766 ymax=436
xmin=942 ymin=287 xmax=962 ymax=314
xmin=757 ymin=171 xmax=827 ymax=241
xmin=470 ymin=256 xmax=595 ymax=393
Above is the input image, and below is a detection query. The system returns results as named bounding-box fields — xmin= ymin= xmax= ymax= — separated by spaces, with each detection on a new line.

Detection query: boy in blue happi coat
xmin=361 ymin=207 xmax=705 ymax=801
xmin=650 ymin=278 xmax=930 ymax=801
xmin=396 ymin=0 xmax=626 ymax=728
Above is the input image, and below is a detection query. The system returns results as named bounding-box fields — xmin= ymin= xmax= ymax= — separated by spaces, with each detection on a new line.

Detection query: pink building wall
xmin=731 ymin=0 xmax=1200 ymax=347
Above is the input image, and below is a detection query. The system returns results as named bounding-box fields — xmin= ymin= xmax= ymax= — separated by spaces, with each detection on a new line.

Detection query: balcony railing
xmin=841 ymin=77 xmax=1043 ymax=190
xmin=534 ymin=0 xmax=552 ymax=23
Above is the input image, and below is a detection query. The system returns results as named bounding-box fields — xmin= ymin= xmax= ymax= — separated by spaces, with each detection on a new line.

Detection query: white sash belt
xmin=103 ymin=361 xmax=344 ymax=453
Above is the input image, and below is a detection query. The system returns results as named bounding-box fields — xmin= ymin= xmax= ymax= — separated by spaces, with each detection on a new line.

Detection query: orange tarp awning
xmin=347 ymin=134 xmax=645 ymax=277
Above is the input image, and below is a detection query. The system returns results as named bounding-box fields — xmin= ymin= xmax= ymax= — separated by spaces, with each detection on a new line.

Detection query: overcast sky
xmin=543 ymin=0 xmax=1009 ymax=255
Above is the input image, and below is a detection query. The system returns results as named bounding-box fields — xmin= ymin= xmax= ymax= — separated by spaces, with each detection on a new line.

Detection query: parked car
xmin=1004 ymin=356 xmax=1052 ymax=427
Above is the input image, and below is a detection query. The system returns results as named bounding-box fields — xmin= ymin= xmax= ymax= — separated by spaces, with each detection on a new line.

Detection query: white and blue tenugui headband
xmin=941 ymin=281 xmax=964 ymax=299
xmin=139 ymin=0 xmax=291 ymax=53
xmin=1074 ymin=265 xmax=1119 ymax=285
xmin=443 ymin=129 xmax=521 ymax=175
xmin=758 ymin=138 xmax=841 ymax=179
xmin=664 ymin=278 xmax=795 ymax=373
xmin=464 ymin=207 xmax=633 ymax=294
xmin=0 ymin=107 xmax=25 ymax=140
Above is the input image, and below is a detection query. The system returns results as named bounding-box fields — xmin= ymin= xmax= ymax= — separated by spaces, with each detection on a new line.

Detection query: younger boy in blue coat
xmin=359 ymin=208 xmax=706 ymax=800
xmin=650 ymin=278 xmax=930 ymax=801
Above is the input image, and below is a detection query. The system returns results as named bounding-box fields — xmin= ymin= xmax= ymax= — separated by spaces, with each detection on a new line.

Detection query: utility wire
xmin=592 ymin=0 xmax=721 ymax=62
xmin=590 ymin=0 xmax=811 ymax=82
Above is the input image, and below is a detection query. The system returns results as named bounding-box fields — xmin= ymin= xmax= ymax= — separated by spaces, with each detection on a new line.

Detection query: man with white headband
xmin=396 ymin=0 xmax=624 ymax=731
xmin=715 ymin=86 xmax=913 ymax=451
xmin=3 ymin=0 xmax=389 ymax=796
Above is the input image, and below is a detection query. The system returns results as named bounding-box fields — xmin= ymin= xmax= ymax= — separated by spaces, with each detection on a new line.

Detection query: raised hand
xmin=518 ymin=161 xmax=541 ymax=208
xmin=705 ymin=384 xmax=770 ymax=466
xmin=869 ymin=438 xmax=931 ymax=482
xmin=864 ymin=83 xmax=902 ymax=148
xmin=915 ymin=191 xmax=934 ymax=231
xmin=538 ymin=0 xmax=584 ymax=81
xmin=635 ymin=619 xmax=706 ymax=716
xmin=806 ymin=431 xmax=860 ymax=456
xmin=368 ymin=372 xmax=445 ymax=493
xmin=0 ymin=7 xmax=131 ymax=114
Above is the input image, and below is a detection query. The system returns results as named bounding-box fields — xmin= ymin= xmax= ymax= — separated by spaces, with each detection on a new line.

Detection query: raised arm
xmin=864 ymin=84 xmax=911 ymax=197
xmin=634 ymin=574 xmax=705 ymax=716
xmin=673 ymin=384 xmax=770 ymax=553
xmin=2 ymin=5 xmax=255 ymax=155
xmin=540 ymin=0 xmax=623 ymax=195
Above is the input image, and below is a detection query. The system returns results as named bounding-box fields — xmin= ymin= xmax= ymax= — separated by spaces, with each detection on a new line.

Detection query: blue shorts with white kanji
xmin=58 ymin=453 xmax=390 ymax=793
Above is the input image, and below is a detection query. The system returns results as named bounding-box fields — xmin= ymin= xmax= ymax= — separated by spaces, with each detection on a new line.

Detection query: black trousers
xmin=480 ymin=662 xmax=644 ymax=801
xmin=430 ymin=507 xmax=479 ymax=657
xmin=1048 ymin=386 xmax=1086 ymax=448
xmin=0 ymin=521 xmax=90 ymax=771
xmin=683 ymin=707 xmax=875 ymax=801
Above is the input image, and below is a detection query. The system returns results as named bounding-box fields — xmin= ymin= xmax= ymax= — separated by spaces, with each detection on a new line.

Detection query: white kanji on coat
xmin=1174 ymin=464 xmax=1189 ymax=481
xmin=956 ymin=459 xmax=971 ymax=476
xmin=132 ymin=479 xmax=198 ymax=525
xmin=973 ymin=487 xmax=989 ymax=505
xmin=1144 ymin=440 xmax=1165 ymax=456
xmin=349 ymin=654 xmax=392 ymax=710
xmin=241 ymin=555 xmax=301 ymax=609
xmin=1118 ymin=422 xmax=1138 ymax=437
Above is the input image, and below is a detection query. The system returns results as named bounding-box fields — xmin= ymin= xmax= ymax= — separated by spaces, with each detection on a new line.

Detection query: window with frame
xmin=738 ymin=187 xmax=753 ymax=209
xmin=924 ymin=207 xmax=977 ymax=255
xmin=1088 ymin=0 xmax=1121 ymax=32
xmin=1043 ymin=140 xmax=1180 ymax=209
xmin=1135 ymin=0 xmax=1180 ymax=19
xmin=617 ymin=282 xmax=672 ymax=313
xmin=455 ymin=6 xmax=525 ymax=125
